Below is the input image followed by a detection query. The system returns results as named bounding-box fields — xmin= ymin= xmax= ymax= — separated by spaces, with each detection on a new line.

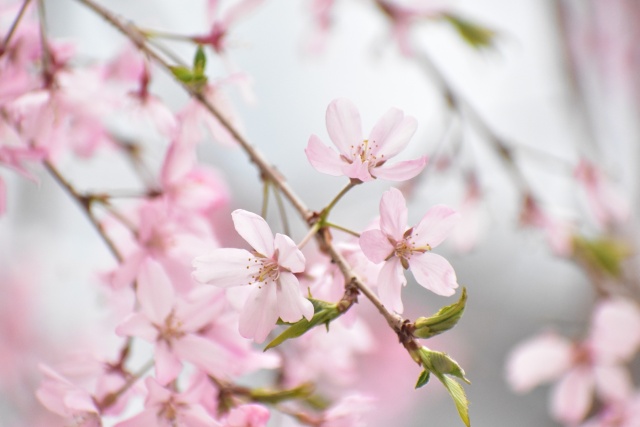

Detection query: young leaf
xmin=415 ymin=369 xmax=431 ymax=389
xmin=264 ymin=299 xmax=341 ymax=351
xmin=193 ymin=45 xmax=207 ymax=77
xmin=436 ymin=373 xmax=471 ymax=427
xmin=169 ymin=66 xmax=195 ymax=83
xmin=442 ymin=13 xmax=495 ymax=50
xmin=414 ymin=287 xmax=467 ymax=338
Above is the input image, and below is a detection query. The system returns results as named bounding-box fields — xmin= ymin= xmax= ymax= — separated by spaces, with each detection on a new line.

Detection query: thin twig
xmin=0 ymin=0 xmax=33 ymax=55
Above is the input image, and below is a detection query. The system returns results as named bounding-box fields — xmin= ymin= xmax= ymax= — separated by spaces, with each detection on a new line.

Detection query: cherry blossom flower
xmin=193 ymin=209 xmax=314 ymax=343
xmin=223 ymin=404 xmax=270 ymax=427
xmin=506 ymin=298 xmax=640 ymax=425
xmin=114 ymin=377 xmax=221 ymax=427
xmin=574 ymin=158 xmax=629 ymax=228
xmin=36 ymin=364 xmax=102 ymax=427
xmin=116 ymin=261 xmax=232 ymax=384
xmin=305 ymin=98 xmax=427 ymax=182
xmin=359 ymin=187 xmax=459 ymax=313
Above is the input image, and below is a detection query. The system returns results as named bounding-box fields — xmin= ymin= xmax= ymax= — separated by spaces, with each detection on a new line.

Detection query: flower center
xmin=348 ymin=139 xmax=383 ymax=166
xmin=157 ymin=311 xmax=185 ymax=344
xmin=248 ymin=255 xmax=280 ymax=287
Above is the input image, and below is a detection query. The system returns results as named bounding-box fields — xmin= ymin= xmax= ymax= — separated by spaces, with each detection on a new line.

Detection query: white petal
xmin=412 ymin=205 xmax=460 ymax=248
xmin=305 ymin=135 xmax=345 ymax=176
xmin=232 ymin=209 xmax=274 ymax=256
xmin=137 ymin=260 xmax=175 ymax=325
xmin=377 ymin=258 xmax=406 ymax=313
xmin=551 ymin=367 xmax=595 ymax=425
xmin=409 ymin=252 xmax=458 ymax=296
xmin=372 ymin=156 xmax=427 ymax=181
xmin=239 ymin=284 xmax=279 ymax=343
xmin=274 ymin=233 xmax=305 ymax=273
xmin=505 ymin=332 xmax=573 ymax=392
xmin=379 ymin=187 xmax=407 ymax=240
xmin=326 ymin=98 xmax=362 ymax=156
xmin=192 ymin=248 xmax=257 ymax=287
xmin=276 ymin=272 xmax=314 ymax=322
xmin=369 ymin=111 xmax=417 ymax=158
xmin=359 ymin=229 xmax=394 ymax=264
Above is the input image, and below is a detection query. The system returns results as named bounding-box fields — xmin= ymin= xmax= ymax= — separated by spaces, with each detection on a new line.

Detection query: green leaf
xmin=572 ymin=235 xmax=630 ymax=277
xmin=416 ymin=347 xmax=471 ymax=426
xmin=427 ymin=350 xmax=470 ymax=384
xmin=414 ymin=287 xmax=467 ymax=339
xmin=193 ymin=45 xmax=206 ymax=76
xmin=264 ymin=299 xmax=341 ymax=351
xmin=249 ymin=383 xmax=314 ymax=404
xmin=169 ymin=66 xmax=195 ymax=83
xmin=442 ymin=13 xmax=495 ymax=50
xmin=415 ymin=369 xmax=431 ymax=389
xmin=436 ymin=373 xmax=471 ymax=427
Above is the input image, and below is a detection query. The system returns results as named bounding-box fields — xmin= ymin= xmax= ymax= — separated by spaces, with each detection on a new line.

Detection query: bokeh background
xmin=2 ymin=0 xmax=638 ymax=425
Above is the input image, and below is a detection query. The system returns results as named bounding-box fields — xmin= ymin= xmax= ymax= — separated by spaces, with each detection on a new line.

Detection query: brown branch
xmin=43 ymin=160 xmax=123 ymax=262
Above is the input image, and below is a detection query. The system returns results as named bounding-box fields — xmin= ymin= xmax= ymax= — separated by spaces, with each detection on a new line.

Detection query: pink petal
xmin=341 ymin=158 xmax=374 ymax=182
xmin=379 ymin=187 xmax=407 ymax=240
xmin=192 ymin=248 xmax=257 ymax=287
xmin=176 ymin=334 xmax=228 ymax=377
xmin=372 ymin=156 xmax=427 ymax=181
xmin=154 ymin=341 xmax=183 ymax=385
xmin=276 ymin=272 xmax=314 ymax=322
xmin=411 ymin=204 xmax=460 ymax=248
xmin=377 ymin=258 xmax=406 ymax=313
xmin=274 ymin=233 xmax=305 ymax=273
xmin=551 ymin=367 xmax=595 ymax=425
xmin=137 ymin=260 xmax=175 ymax=325
xmin=505 ymin=332 xmax=573 ymax=392
xmin=594 ymin=365 xmax=633 ymax=403
xmin=590 ymin=298 xmax=640 ymax=363
xmin=305 ymin=135 xmax=344 ymax=176
xmin=109 ymin=250 xmax=145 ymax=289
xmin=368 ymin=109 xmax=417 ymax=158
xmin=179 ymin=406 xmax=222 ymax=427
xmin=359 ymin=229 xmax=394 ymax=264
xmin=409 ymin=252 xmax=457 ymax=296
xmin=226 ymin=404 xmax=270 ymax=427
xmin=326 ymin=98 xmax=362 ymax=156
xmin=114 ymin=410 xmax=158 ymax=427
xmin=239 ymin=284 xmax=279 ymax=343
xmin=115 ymin=313 xmax=158 ymax=342
xmin=145 ymin=377 xmax=173 ymax=404
xmin=232 ymin=210 xmax=274 ymax=256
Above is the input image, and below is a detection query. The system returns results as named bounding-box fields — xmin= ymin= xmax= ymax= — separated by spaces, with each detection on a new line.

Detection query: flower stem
xmin=324 ymin=222 xmax=360 ymax=238
xmin=0 ymin=0 xmax=33 ymax=55
xmin=297 ymin=221 xmax=321 ymax=250
xmin=43 ymin=160 xmax=124 ymax=262
xmin=321 ymin=181 xmax=357 ymax=220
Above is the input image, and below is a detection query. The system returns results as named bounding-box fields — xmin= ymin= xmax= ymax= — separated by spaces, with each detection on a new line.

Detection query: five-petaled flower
xmin=305 ymin=98 xmax=427 ymax=182
xmin=359 ymin=187 xmax=460 ymax=313
xmin=193 ymin=209 xmax=314 ymax=343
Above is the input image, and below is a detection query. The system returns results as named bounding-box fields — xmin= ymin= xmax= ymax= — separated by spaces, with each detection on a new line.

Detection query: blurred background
xmin=2 ymin=0 xmax=638 ymax=425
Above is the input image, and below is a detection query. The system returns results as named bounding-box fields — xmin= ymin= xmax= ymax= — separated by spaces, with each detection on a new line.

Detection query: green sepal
xmin=572 ymin=235 xmax=630 ymax=277
xmin=249 ymin=383 xmax=314 ymax=404
xmin=414 ymin=287 xmax=467 ymax=339
xmin=264 ymin=299 xmax=341 ymax=351
xmin=442 ymin=13 xmax=495 ymax=50
xmin=193 ymin=45 xmax=207 ymax=76
xmin=415 ymin=369 xmax=431 ymax=389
